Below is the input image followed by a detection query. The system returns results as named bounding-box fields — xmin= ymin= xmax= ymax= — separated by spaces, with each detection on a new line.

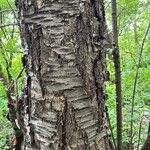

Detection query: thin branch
xmin=0 ymin=65 xmax=8 ymax=86
xmin=137 ymin=116 xmax=143 ymax=150
xmin=130 ymin=20 xmax=150 ymax=146
xmin=0 ymin=27 xmax=7 ymax=39
xmin=124 ymin=51 xmax=137 ymax=66
xmin=0 ymin=23 xmax=18 ymax=28
xmin=0 ymin=43 xmax=12 ymax=83
xmin=8 ymin=16 xmax=16 ymax=68
xmin=105 ymin=1 xmax=111 ymax=10
xmin=111 ymin=0 xmax=122 ymax=150
xmin=106 ymin=106 xmax=117 ymax=149
xmin=0 ymin=10 xmax=8 ymax=39
xmin=0 ymin=9 xmax=17 ymax=13
xmin=15 ymin=68 xmax=24 ymax=108
xmin=6 ymin=0 xmax=19 ymax=25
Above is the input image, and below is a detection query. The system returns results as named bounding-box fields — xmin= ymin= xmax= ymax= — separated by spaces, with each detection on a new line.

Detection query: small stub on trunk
xmin=52 ymin=91 xmax=66 ymax=111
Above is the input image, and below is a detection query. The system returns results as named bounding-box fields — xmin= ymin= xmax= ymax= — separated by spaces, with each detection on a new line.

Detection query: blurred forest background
xmin=0 ymin=0 xmax=149 ymax=149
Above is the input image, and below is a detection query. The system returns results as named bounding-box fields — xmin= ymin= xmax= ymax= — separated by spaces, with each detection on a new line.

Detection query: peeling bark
xmin=16 ymin=0 xmax=113 ymax=149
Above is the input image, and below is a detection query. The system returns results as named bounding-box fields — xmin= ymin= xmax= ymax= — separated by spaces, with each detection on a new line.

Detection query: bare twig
xmin=137 ymin=116 xmax=144 ymax=150
xmin=0 ymin=23 xmax=18 ymax=28
xmin=15 ymin=68 xmax=24 ymax=105
xmin=0 ymin=65 xmax=8 ymax=85
xmin=0 ymin=9 xmax=16 ymax=13
xmin=124 ymin=51 xmax=137 ymax=65
xmin=105 ymin=106 xmax=117 ymax=149
xmin=6 ymin=0 xmax=19 ymax=25
xmin=0 ymin=27 xmax=7 ymax=39
xmin=0 ymin=44 xmax=12 ymax=84
xmin=105 ymin=1 xmax=111 ymax=10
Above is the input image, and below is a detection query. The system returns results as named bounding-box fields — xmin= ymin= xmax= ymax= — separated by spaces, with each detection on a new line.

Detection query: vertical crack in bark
xmin=91 ymin=0 xmax=106 ymax=131
xmin=29 ymin=123 xmax=36 ymax=147
xmin=93 ymin=54 xmax=102 ymax=131
xmin=90 ymin=0 xmax=101 ymax=22
xmin=26 ymin=73 xmax=36 ymax=147
xmin=90 ymin=0 xmax=105 ymax=39
xmin=35 ymin=26 xmax=45 ymax=97
xmin=61 ymin=96 xmax=67 ymax=150
xmin=26 ymin=74 xmax=31 ymax=116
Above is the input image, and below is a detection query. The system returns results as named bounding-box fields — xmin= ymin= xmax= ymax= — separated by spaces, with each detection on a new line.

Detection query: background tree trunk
xmin=141 ymin=134 xmax=150 ymax=150
xmin=16 ymin=0 xmax=113 ymax=149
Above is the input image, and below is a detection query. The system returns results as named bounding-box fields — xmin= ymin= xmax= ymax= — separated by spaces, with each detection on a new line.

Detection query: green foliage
xmin=0 ymin=82 xmax=12 ymax=149
xmin=0 ymin=118 xmax=12 ymax=149
xmin=105 ymin=0 xmax=150 ymax=148
xmin=0 ymin=0 xmax=23 ymax=149
xmin=0 ymin=0 xmax=15 ymax=9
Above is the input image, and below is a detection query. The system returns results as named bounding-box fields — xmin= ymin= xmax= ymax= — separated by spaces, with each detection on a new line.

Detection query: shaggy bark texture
xmin=15 ymin=0 xmax=113 ymax=149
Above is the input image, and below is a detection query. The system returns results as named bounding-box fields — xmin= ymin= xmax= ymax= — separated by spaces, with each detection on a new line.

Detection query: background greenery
xmin=105 ymin=0 xmax=150 ymax=149
xmin=0 ymin=0 xmax=23 ymax=149
xmin=0 ymin=0 xmax=149 ymax=149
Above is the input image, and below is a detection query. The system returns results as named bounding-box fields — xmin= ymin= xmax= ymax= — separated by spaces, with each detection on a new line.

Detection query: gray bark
xmin=16 ymin=0 xmax=113 ymax=149
xmin=141 ymin=134 xmax=150 ymax=150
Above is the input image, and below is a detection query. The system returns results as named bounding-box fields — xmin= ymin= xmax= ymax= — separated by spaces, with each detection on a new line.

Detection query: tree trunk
xmin=16 ymin=0 xmax=113 ymax=149
xmin=141 ymin=134 xmax=150 ymax=150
